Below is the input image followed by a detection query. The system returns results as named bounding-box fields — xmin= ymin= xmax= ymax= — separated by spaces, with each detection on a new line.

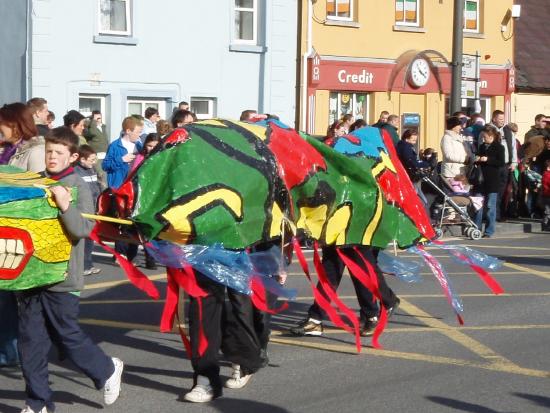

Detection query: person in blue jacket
xmin=102 ymin=116 xmax=143 ymax=190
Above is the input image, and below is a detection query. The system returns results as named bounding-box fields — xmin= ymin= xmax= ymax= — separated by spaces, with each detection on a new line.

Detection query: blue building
xmin=1 ymin=0 xmax=298 ymax=139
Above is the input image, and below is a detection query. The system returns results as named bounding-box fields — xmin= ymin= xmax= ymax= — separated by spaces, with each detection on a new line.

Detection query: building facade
xmin=298 ymin=0 xmax=515 ymax=150
xmin=2 ymin=0 xmax=297 ymax=140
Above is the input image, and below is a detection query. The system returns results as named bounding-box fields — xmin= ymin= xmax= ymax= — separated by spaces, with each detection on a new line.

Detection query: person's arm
xmin=485 ymin=144 xmax=505 ymax=167
xmin=441 ymin=136 xmax=467 ymax=163
xmin=50 ymin=181 xmax=94 ymax=241
xmin=101 ymin=143 xmax=126 ymax=172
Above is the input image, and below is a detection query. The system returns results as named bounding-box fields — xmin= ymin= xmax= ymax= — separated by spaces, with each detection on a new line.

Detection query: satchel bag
xmin=468 ymin=163 xmax=484 ymax=187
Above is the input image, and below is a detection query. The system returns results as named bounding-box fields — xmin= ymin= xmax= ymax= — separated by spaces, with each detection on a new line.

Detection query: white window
xmin=329 ymin=92 xmax=370 ymax=126
xmin=464 ymin=0 xmax=480 ymax=33
xmin=98 ymin=0 xmax=131 ymax=36
xmin=326 ymin=0 xmax=353 ymax=21
xmin=191 ymin=98 xmax=217 ymax=120
xmin=234 ymin=0 xmax=257 ymax=44
xmin=79 ymin=94 xmax=107 ymax=118
xmin=395 ymin=0 xmax=420 ymax=27
xmin=127 ymin=99 xmax=167 ymax=119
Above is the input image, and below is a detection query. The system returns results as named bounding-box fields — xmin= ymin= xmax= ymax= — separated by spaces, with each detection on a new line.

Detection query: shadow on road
xmin=426 ymin=396 xmax=517 ymax=413
xmin=211 ymin=397 xmax=290 ymax=413
xmin=512 ymin=392 xmax=550 ymax=409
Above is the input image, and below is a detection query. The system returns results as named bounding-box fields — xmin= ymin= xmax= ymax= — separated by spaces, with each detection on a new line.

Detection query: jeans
xmin=475 ymin=192 xmax=497 ymax=236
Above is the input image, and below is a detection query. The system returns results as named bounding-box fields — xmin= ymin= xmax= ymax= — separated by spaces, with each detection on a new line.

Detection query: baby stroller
xmin=422 ymin=174 xmax=482 ymax=240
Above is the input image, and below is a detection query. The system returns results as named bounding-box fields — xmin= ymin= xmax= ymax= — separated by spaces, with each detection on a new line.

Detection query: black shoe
xmin=360 ymin=317 xmax=378 ymax=337
xmin=387 ymin=297 xmax=400 ymax=319
xmin=289 ymin=318 xmax=323 ymax=336
xmin=145 ymin=263 xmax=158 ymax=270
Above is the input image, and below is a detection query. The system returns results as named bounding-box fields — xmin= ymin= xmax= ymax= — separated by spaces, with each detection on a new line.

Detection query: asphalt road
xmin=1 ymin=231 xmax=549 ymax=413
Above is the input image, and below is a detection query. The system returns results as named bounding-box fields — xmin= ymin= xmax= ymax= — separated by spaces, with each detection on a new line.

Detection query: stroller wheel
xmin=470 ymin=229 xmax=482 ymax=240
xmin=433 ymin=228 xmax=443 ymax=240
xmin=465 ymin=227 xmax=473 ymax=238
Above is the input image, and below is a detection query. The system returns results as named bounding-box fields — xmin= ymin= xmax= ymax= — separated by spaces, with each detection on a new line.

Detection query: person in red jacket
xmin=541 ymin=159 xmax=550 ymax=231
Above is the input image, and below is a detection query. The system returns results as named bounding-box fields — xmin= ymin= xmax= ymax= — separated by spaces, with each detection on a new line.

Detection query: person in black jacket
xmin=396 ymin=129 xmax=430 ymax=207
xmin=473 ymin=125 xmax=505 ymax=238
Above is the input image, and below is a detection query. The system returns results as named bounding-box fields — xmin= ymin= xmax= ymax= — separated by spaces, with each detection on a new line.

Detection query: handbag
xmin=468 ymin=163 xmax=484 ymax=187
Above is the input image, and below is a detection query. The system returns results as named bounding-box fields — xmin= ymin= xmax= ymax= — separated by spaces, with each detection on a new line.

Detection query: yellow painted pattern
xmin=325 ymin=204 xmax=351 ymax=245
xmin=362 ymin=189 xmax=383 ymax=245
xmin=159 ymin=188 xmax=243 ymax=243
xmin=296 ymin=205 xmax=328 ymax=239
xmin=233 ymin=121 xmax=268 ymax=141
xmin=0 ymin=217 xmax=71 ymax=263
xmin=269 ymin=202 xmax=284 ymax=237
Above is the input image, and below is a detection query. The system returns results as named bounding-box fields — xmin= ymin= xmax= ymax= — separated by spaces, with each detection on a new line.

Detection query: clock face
xmin=409 ymin=58 xmax=430 ymax=87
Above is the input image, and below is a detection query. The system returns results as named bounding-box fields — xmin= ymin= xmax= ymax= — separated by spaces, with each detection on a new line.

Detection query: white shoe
xmin=103 ymin=357 xmax=124 ymax=405
xmin=184 ymin=375 xmax=214 ymax=403
xmin=20 ymin=406 xmax=48 ymax=413
xmin=225 ymin=364 xmax=253 ymax=389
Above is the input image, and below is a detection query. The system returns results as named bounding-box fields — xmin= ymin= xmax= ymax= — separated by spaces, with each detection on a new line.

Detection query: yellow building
xmin=297 ymin=0 xmax=515 ymax=150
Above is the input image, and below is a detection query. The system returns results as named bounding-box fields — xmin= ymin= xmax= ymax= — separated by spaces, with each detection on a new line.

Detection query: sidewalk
xmin=442 ymin=217 xmax=548 ymax=238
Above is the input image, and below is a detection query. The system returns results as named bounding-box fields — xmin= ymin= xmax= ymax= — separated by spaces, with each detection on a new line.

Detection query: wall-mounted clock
xmin=409 ymin=58 xmax=430 ymax=88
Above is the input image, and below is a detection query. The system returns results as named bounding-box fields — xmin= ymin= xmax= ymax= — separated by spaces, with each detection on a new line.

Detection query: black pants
xmin=497 ymin=166 xmax=509 ymax=220
xmin=308 ymin=246 xmax=397 ymax=322
xmin=114 ymin=240 xmax=138 ymax=262
xmin=221 ymin=291 xmax=262 ymax=375
xmin=17 ymin=290 xmax=114 ymax=413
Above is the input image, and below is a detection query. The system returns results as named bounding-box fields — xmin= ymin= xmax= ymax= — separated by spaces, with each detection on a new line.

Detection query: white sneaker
xmin=103 ymin=357 xmax=124 ymax=405
xmin=225 ymin=364 xmax=253 ymax=389
xmin=20 ymin=406 xmax=48 ymax=413
xmin=184 ymin=375 xmax=214 ymax=403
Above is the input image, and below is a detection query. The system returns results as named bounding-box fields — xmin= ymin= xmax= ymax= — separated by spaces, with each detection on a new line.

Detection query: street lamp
xmin=450 ymin=0 xmax=465 ymax=115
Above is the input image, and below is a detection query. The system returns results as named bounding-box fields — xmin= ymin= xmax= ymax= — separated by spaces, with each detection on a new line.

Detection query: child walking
xmin=17 ymin=127 xmax=123 ymax=413
xmin=74 ymin=144 xmax=102 ymax=275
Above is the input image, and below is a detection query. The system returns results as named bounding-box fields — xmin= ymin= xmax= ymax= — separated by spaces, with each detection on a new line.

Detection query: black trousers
xmin=188 ymin=272 xmax=262 ymax=392
xmin=497 ymin=166 xmax=509 ymax=220
xmin=17 ymin=290 xmax=114 ymax=413
xmin=308 ymin=246 xmax=397 ymax=322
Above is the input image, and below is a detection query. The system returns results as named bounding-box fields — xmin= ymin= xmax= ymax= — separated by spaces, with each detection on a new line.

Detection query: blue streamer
xmin=378 ymin=251 xmax=423 ymax=283
xmin=428 ymin=243 xmax=503 ymax=271
xmin=146 ymin=241 xmax=296 ymax=299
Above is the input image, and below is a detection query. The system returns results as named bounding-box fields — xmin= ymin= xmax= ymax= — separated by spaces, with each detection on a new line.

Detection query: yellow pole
xmin=81 ymin=213 xmax=133 ymax=226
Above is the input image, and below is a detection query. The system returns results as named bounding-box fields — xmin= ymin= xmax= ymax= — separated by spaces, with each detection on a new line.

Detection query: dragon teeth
xmin=0 ymin=239 xmax=26 ymax=269
xmin=3 ymin=254 xmax=15 ymax=268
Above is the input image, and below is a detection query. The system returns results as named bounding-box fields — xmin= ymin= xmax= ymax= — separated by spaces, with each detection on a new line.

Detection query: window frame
xmin=233 ymin=0 xmax=258 ymax=45
xmin=190 ymin=97 xmax=217 ymax=120
xmin=97 ymin=0 xmax=132 ymax=36
xmin=126 ymin=98 xmax=167 ymax=119
xmin=395 ymin=0 xmax=421 ymax=27
xmin=328 ymin=92 xmax=370 ymax=126
xmin=326 ymin=0 xmax=354 ymax=22
xmin=79 ymin=94 xmax=107 ymax=118
xmin=463 ymin=0 xmax=480 ymax=33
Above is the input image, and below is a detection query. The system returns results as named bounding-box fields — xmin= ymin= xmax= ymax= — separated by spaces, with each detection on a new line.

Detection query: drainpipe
xmin=300 ymin=0 xmax=313 ymax=131
xmin=25 ymin=0 xmax=32 ymax=100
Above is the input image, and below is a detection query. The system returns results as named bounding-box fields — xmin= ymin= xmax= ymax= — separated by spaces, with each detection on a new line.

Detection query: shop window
xmin=445 ymin=96 xmax=491 ymax=123
xmin=329 ymin=92 xmax=369 ymax=126
xmin=190 ymin=97 xmax=217 ymax=120
xmin=79 ymin=94 xmax=107 ymax=118
xmin=98 ymin=0 xmax=132 ymax=36
xmin=127 ymin=98 xmax=167 ymax=119
xmin=326 ymin=0 xmax=353 ymax=21
xmin=463 ymin=0 xmax=480 ymax=33
xmin=395 ymin=0 xmax=420 ymax=27
xmin=234 ymin=0 xmax=257 ymax=44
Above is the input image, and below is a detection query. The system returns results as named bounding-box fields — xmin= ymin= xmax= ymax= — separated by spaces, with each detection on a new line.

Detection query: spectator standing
xmin=525 ymin=114 xmax=550 ymax=141
xmin=349 ymin=119 xmax=367 ymax=133
xmin=397 ymin=129 xmax=430 ymax=206
xmin=74 ymin=144 xmax=103 ymax=276
xmin=47 ymin=111 xmax=56 ymax=129
xmin=380 ymin=114 xmax=400 ymax=147
xmin=341 ymin=114 xmax=354 ymax=133
xmin=371 ymin=111 xmax=389 ymax=128
xmin=63 ymin=110 xmax=87 ymax=146
xmin=240 ymin=109 xmax=257 ymax=121
xmin=171 ymin=110 xmax=196 ymax=129
xmin=487 ymin=110 xmax=517 ymax=221
xmin=323 ymin=121 xmax=346 ymax=146
xmin=473 ymin=125 xmax=505 ymax=238
xmin=533 ymin=136 xmax=550 ymax=174
xmin=84 ymin=110 xmax=109 ymax=188
xmin=156 ymin=119 xmax=173 ymax=138
xmin=102 ymin=116 xmax=143 ymax=262
xmin=441 ymin=116 xmax=473 ymax=180
xmin=0 ymin=102 xmax=45 ymax=172
xmin=541 ymin=160 xmax=550 ymax=231
xmin=142 ymin=107 xmax=160 ymax=138
xmin=26 ymin=97 xmax=50 ymax=137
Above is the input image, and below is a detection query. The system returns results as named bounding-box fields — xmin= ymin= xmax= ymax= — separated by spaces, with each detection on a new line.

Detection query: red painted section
xmin=0 ymin=227 xmax=34 ymax=280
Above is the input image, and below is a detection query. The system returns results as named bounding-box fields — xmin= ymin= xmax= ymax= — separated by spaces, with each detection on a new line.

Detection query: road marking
xmin=83 ymin=273 xmax=166 ymax=290
xmin=503 ymin=262 xmax=550 ymax=280
xmin=268 ymin=337 xmax=549 ymax=378
xmin=462 ymin=244 xmax=550 ymax=251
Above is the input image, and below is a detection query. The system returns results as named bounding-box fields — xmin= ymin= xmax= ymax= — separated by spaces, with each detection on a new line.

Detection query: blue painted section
xmin=0 ymin=187 xmax=44 ymax=204
xmin=332 ymin=127 xmax=387 ymax=159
